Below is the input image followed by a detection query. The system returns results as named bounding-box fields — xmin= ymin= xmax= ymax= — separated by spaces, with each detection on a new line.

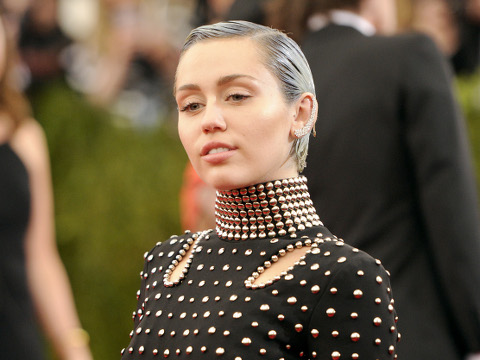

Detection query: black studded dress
xmin=0 ymin=143 xmax=45 ymax=360
xmin=121 ymin=176 xmax=400 ymax=359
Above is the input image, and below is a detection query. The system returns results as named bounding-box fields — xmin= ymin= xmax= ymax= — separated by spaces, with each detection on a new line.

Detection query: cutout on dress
xmin=167 ymin=246 xmax=194 ymax=284
xmin=164 ymin=230 xmax=211 ymax=287
xmin=245 ymin=242 xmax=319 ymax=289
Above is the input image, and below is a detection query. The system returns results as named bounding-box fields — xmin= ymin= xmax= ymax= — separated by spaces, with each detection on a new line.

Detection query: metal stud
xmin=268 ymin=330 xmax=277 ymax=339
xmin=242 ymin=337 xmax=252 ymax=346
xmin=353 ymin=289 xmax=363 ymax=298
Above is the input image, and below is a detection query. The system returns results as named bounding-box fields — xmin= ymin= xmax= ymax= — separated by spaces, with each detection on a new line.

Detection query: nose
xmin=201 ymin=102 xmax=226 ymax=134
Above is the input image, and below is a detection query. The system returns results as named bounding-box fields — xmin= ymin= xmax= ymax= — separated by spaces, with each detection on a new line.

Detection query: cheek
xmin=251 ymin=107 xmax=286 ymax=132
xmin=178 ymin=120 xmax=194 ymax=155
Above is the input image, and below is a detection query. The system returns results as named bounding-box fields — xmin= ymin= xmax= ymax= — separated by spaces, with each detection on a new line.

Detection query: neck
xmin=215 ymin=175 xmax=322 ymax=241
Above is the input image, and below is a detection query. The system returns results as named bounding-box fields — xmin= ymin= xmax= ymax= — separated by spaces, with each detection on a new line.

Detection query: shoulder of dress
xmin=310 ymin=238 xmax=392 ymax=278
xmin=141 ymin=230 xmax=195 ymax=259
xmin=144 ymin=229 xmax=215 ymax=259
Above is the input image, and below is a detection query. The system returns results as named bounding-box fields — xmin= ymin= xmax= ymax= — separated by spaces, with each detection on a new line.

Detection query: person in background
xmin=179 ymin=162 xmax=216 ymax=232
xmin=264 ymin=0 xmax=480 ymax=358
xmin=397 ymin=0 xmax=461 ymax=58
xmin=453 ymin=0 xmax=480 ymax=74
xmin=64 ymin=0 xmax=180 ymax=128
xmin=18 ymin=0 xmax=72 ymax=92
xmin=0 ymin=10 xmax=93 ymax=360
xmin=225 ymin=0 xmax=268 ymax=25
xmin=191 ymin=0 xmax=235 ymax=27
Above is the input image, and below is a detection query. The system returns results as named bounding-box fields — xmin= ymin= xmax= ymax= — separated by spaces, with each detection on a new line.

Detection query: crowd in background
xmin=2 ymin=0 xmax=480 ymax=359
xmin=3 ymin=0 xmax=480 ymax=127
xmin=0 ymin=0 xmax=474 ymax=113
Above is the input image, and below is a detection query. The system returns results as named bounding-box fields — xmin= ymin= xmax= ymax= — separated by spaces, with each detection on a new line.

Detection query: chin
xmin=211 ymin=180 xmax=245 ymax=191
xmin=208 ymin=174 xmax=257 ymax=192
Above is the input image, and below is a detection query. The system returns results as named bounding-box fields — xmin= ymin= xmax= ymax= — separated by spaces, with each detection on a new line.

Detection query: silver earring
xmin=294 ymin=101 xmax=317 ymax=138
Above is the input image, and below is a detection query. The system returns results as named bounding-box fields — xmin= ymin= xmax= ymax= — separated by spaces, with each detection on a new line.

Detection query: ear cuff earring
xmin=294 ymin=101 xmax=317 ymax=138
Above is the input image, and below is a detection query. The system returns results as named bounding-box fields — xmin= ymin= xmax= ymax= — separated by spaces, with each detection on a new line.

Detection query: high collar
xmin=215 ymin=176 xmax=322 ymax=241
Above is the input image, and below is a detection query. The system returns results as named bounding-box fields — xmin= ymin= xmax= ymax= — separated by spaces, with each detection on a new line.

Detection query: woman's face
xmin=175 ymin=38 xmax=299 ymax=190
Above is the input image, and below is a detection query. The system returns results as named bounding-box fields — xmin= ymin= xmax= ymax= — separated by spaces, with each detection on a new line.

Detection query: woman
xmin=121 ymin=21 xmax=399 ymax=359
xmin=0 ymin=12 xmax=93 ymax=360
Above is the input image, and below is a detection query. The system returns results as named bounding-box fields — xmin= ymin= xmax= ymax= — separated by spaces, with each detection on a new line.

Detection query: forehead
xmin=175 ymin=38 xmax=275 ymax=89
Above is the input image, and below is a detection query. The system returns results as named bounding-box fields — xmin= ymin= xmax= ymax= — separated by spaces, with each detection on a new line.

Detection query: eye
xmin=227 ymin=93 xmax=250 ymax=102
xmin=179 ymin=102 xmax=203 ymax=112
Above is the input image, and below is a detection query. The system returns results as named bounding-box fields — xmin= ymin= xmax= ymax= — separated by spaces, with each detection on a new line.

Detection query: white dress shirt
xmin=308 ymin=9 xmax=375 ymax=36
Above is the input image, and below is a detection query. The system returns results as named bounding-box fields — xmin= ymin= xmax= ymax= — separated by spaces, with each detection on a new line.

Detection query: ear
xmin=290 ymin=93 xmax=318 ymax=139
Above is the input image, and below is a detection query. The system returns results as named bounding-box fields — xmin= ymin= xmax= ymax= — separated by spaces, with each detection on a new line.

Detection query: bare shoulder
xmin=0 ymin=114 xmax=15 ymax=143
xmin=9 ymin=119 xmax=50 ymax=174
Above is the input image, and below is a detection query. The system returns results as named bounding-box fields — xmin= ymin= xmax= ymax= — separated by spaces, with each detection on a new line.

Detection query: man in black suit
xmin=301 ymin=0 xmax=480 ymax=358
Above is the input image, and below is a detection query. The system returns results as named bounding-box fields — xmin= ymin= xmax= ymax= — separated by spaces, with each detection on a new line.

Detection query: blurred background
xmin=4 ymin=0 xmax=479 ymax=358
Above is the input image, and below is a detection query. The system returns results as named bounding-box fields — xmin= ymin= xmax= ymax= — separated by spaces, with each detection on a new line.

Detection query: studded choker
xmin=215 ymin=176 xmax=322 ymax=240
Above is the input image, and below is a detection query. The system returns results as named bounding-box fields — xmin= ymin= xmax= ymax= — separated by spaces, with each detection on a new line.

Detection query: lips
xmin=208 ymin=147 xmax=230 ymax=155
xmin=201 ymin=142 xmax=236 ymax=156
xmin=201 ymin=142 xmax=237 ymax=164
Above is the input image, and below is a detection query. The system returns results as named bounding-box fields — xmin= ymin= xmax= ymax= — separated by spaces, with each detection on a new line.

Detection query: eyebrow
xmin=217 ymin=74 xmax=256 ymax=87
xmin=175 ymin=74 xmax=257 ymax=95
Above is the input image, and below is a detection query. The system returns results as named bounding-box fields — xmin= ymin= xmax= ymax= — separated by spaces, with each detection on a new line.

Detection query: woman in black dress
xmin=121 ymin=20 xmax=399 ymax=360
xmin=0 ymin=11 xmax=93 ymax=360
